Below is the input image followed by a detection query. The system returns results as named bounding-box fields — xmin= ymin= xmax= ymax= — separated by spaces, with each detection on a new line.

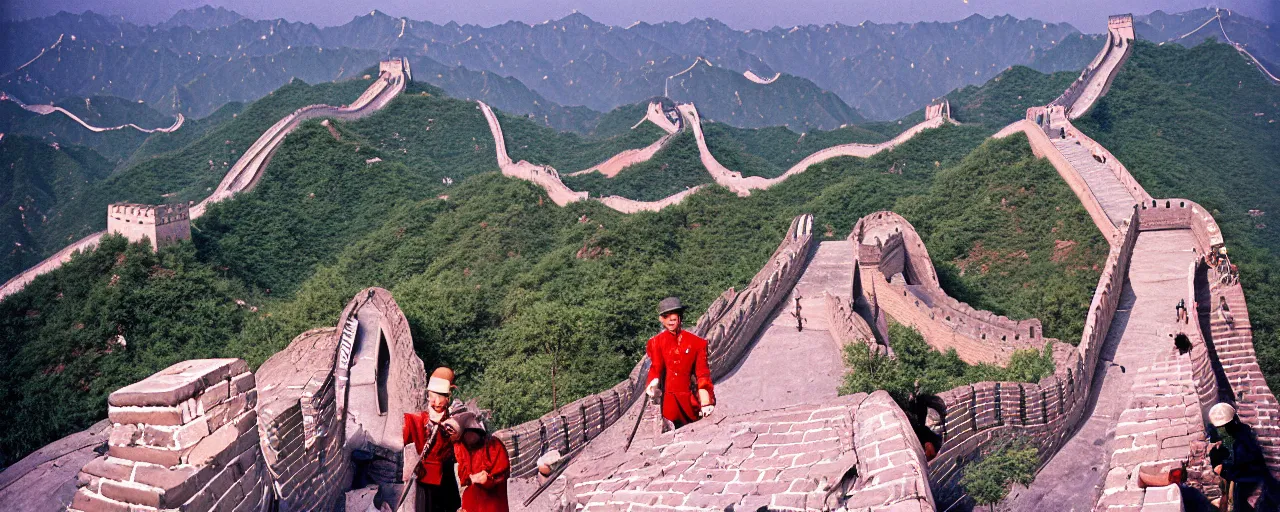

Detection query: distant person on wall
xmin=645 ymin=297 xmax=716 ymax=428
xmin=402 ymin=367 xmax=462 ymax=512
xmin=792 ymin=294 xmax=805 ymax=332
xmin=1208 ymin=403 xmax=1269 ymax=511
xmin=448 ymin=411 xmax=510 ymax=512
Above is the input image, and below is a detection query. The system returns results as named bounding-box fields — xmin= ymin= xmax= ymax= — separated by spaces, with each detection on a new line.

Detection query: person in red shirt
xmin=644 ymin=297 xmax=716 ymax=428
xmin=448 ymin=411 xmax=511 ymax=512
xmin=402 ymin=367 xmax=462 ymax=512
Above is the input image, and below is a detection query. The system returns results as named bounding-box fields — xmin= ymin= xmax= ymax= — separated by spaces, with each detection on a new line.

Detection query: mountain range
xmin=2 ymin=7 xmax=1101 ymax=129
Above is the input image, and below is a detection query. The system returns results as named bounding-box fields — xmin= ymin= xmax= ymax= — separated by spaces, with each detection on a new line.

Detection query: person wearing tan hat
xmin=1207 ymin=402 xmax=1269 ymax=511
xmin=402 ymin=367 xmax=461 ymax=512
xmin=448 ymin=411 xmax=511 ymax=512
xmin=644 ymin=297 xmax=716 ymax=428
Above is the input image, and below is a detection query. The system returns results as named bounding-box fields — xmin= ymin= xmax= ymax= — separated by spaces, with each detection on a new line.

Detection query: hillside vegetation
xmin=0 ymin=84 xmax=1108 ymax=465
xmin=0 ymin=76 xmax=381 ymax=283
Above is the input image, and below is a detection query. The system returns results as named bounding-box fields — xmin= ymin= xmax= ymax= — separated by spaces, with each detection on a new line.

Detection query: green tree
xmin=960 ymin=437 xmax=1040 ymax=510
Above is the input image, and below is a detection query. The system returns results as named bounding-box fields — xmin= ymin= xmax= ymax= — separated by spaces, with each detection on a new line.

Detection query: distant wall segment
xmin=851 ymin=211 xmax=1051 ymax=365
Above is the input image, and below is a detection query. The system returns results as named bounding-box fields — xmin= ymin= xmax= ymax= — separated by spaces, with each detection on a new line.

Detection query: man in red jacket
xmin=402 ymin=367 xmax=462 ymax=512
xmin=645 ymin=297 xmax=716 ymax=428
xmin=449 ymin=411 xmax=510 ymax=512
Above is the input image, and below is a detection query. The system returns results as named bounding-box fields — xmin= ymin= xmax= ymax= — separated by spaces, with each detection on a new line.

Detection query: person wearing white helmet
xmin=1208 ymin=402 xmax=1268 ymax=511
xmin=402 ymin=367 xmax=462 ymax=512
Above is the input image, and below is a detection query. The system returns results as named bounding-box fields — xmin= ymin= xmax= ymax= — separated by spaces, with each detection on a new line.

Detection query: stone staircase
xmin=1052 ymin=137 xmax=1139 ymax=227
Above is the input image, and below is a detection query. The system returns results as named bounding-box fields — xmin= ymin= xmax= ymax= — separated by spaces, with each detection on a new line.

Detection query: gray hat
xmin=657 ymin=297 xmax=686 ymax=316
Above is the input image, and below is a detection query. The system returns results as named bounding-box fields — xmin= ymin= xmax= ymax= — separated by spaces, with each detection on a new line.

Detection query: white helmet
xmin=1209 ymin=403 xmax=1236 ymax=427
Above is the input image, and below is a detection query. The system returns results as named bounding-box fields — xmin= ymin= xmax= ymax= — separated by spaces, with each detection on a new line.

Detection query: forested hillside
xmin=0 ymin=65 xmax=1108 ymax=465
xmin=0 ymin=75 xmax=381 ymax=282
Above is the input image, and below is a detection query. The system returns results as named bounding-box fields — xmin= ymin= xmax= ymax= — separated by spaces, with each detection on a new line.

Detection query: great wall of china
xmin=0 ymin=58 xmax=412 ymax=302
xmin=0 ymin=92 xmax=186 ymax=134
xmin=2 ymin=12 xmax=1280 ymax=512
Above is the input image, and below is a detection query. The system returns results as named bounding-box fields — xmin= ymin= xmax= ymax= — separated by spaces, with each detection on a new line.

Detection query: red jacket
xmin=646 ymin=329 xmax=715 ymax=426
xmin=403 ymin=411 xmax=455 ymax=485
xmin=455 ymin=436 xmax=511 ymax=512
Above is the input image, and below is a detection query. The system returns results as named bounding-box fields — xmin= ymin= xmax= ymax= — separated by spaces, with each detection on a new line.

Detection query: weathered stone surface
xmin=109 ymin=359 xmax=248 ymax=408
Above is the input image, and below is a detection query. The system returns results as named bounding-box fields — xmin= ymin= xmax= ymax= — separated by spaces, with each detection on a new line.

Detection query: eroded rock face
xmin=0 ymin=420 xmax=111 ymax=511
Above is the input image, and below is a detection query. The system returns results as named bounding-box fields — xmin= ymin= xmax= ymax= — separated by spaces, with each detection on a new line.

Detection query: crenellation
xmin=106 ymin=202 xmax=192 ymax=251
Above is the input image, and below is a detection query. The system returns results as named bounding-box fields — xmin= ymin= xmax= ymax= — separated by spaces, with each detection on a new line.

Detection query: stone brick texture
xmin=72 ymin=358 xmax=268 ymax=512
xmin=255 ymin=327 xmax=350 ymax=511
xmin=555 ymin=391 xmax=932 ymax=511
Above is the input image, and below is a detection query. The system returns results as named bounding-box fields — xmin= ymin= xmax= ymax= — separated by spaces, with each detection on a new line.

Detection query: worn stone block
xmin=69 ymin=488 xmax=130 ymax=512
xmin=98 ymin=479 xmax=161 ymax=508
xmin=108 ymin=405 xmax=185 ymax=426
xmin=109 ymin=359 xmax=248 ymax=408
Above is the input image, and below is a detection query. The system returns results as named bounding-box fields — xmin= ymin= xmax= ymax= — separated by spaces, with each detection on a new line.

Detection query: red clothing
xmin=646 ymin=329 xmax=715 ymax=427
xmin=455 ymin=436 xmax=511 ymax=512
xmin=403 ymin=411 xmax=455 ymax=485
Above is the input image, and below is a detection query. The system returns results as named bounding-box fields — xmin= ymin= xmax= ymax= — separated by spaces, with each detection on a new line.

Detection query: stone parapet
xmin=928 ymin=215 xmax=1139 ymax=504
xmin=559 ymin=391 xmax=934 ymax=511
xmin=255 ymin=327 xmax=349 ymax=511
xmin=851 ymin=211 xmax=1051 ymax=364
xmin=72 ymin=359 xmax=267 ymax=512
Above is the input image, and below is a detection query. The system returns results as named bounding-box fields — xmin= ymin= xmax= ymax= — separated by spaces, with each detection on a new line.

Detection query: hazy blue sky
xmin=2 ymin=0 xmax=1275 ymax=32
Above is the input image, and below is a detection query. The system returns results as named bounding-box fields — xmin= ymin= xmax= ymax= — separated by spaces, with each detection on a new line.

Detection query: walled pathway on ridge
xmin=1068 ymin=35 xmax=1129 ymax=119
xmin=1006 ymin=229 xmax=1198 ymax=510
xmin=712 ymin=241 xmax=852 ymax=417
xmin=1051 ymin=137 xmax=1139 ymax=228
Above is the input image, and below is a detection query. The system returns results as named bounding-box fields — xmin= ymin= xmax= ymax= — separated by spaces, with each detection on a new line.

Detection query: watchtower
xmin=106 ymin=202 xmax=191 ymax=251
xmin=1108 ymin=14 xmax=1135 ymax=42
xmin=379 ymin=57 xmax=412 ymax=82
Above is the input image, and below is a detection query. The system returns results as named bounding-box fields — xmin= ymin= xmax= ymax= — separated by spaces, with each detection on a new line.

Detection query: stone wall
xmin=840 ymin=392 xmax=936 ymax=511
xmin=1069 ymin=122 xmax=1152 ymax=205
xmin=191 ymin=63 xmax=407 ymax=219
xmin=494 ymin=215 xmax=816 ymax=479
xmin=824 ymin=292 xmax=886 ymax=355
xmin=1007 ymin=114 xmax=1124 ymax=239
xmin=72 ymin=359 xmax=267 ymax=512
xmin=927 ymin=213 xmax=1141 ymax=504
xmin=1141 ymin=198 xmax=1280 ymax=478
xmin=1050 ymin=29 xmax=1116 ymax=111
xmin=107 ymin=202 xmax=191 ymax=251
xmin=255 ymin=327 xmax=350 ymax=511
xmin=851 ymin=211 xmax=1049 ymax=364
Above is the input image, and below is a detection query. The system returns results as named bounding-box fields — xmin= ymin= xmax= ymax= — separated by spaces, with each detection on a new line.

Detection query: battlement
xmin=379 ymin=57 xmax=412 ymax=82
xmin=924 ymin=100 xmax=950 ymax=121
xmin=1108 ymin=14 xmax=1135 ymax=41
xmin=107 ymin=202 xmax=191 ymax=251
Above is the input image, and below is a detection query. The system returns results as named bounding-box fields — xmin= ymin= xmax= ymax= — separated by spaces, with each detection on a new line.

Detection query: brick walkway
xmin=1051 ymin=137 xmax=1138 ymax=228
xmin=514 ymin=241 xmax=922 ymax=511
xmin=1006 ymin=230 xmax=1198 ymax=510
xmin=714 ymin=241 xmax=852 ymax=417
